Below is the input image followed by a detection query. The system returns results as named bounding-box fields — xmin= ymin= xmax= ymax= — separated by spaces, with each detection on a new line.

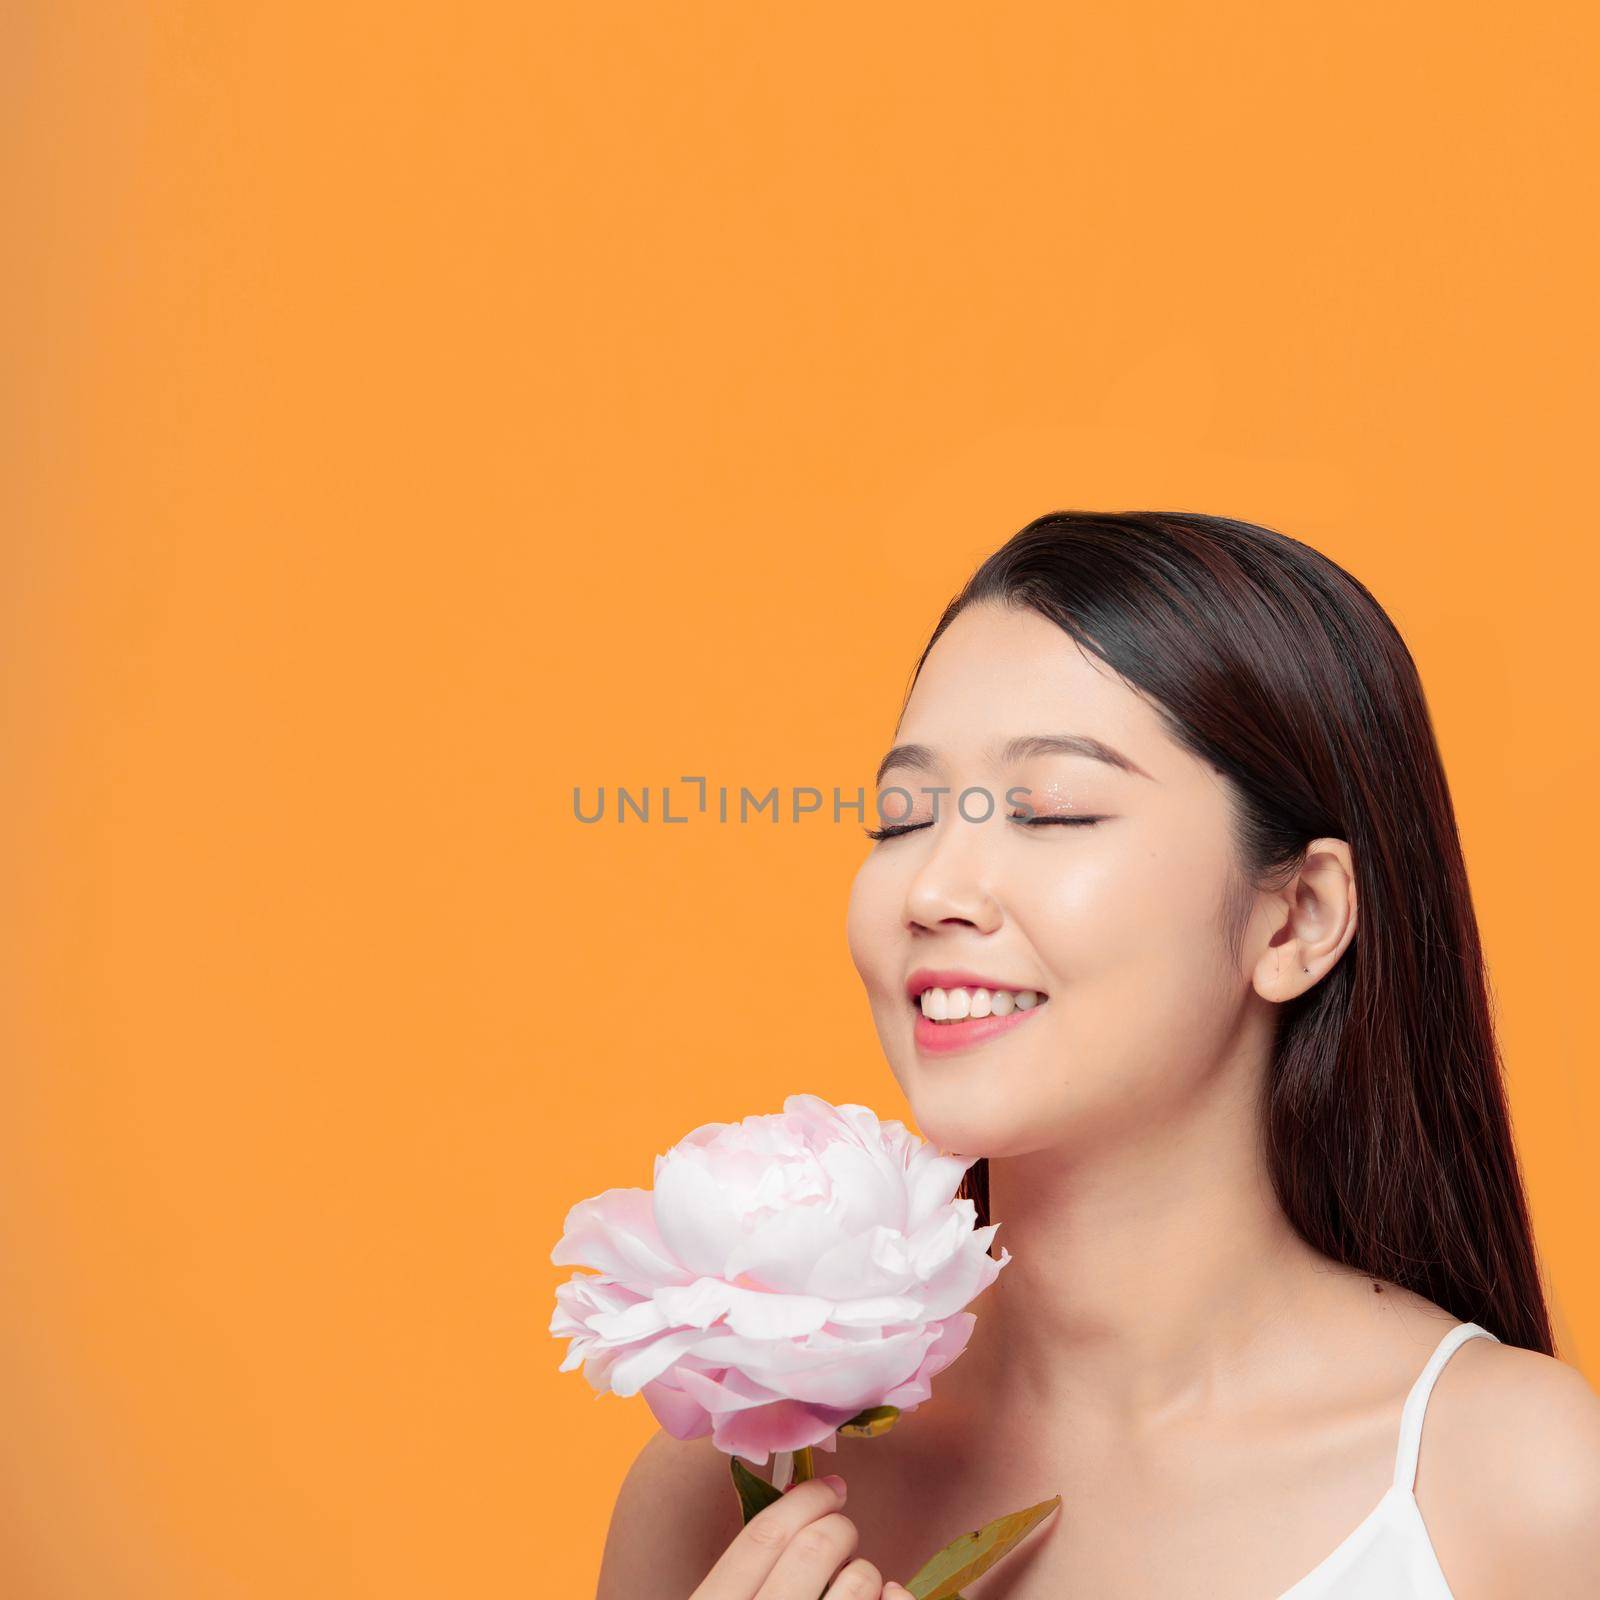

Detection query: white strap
xmin=1392 ymin=1321 xmax=1499 ymax=1491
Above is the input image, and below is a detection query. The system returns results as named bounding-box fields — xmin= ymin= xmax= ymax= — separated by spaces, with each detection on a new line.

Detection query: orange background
xmin=3 ymin=4 xmax=1596 ymax=1594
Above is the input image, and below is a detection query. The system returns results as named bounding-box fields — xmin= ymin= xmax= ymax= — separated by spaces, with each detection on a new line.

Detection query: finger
xmin=823 ymin=1556 xmax=885 ymax=1597
xmin=690 ymin=1475 xmax=849 ymax=1600
xmin=755 ymin=1510 xmax=860 ymax=1600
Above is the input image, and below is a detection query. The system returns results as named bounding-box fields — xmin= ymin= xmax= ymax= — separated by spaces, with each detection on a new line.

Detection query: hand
xmin=688 ymin=1474 xmax=912 ymax=1600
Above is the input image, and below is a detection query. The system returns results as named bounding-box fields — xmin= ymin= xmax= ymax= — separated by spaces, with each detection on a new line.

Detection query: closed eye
xmin=862 ymin=821 xmax=932 ymax=841
xmin=862 ymin=814 xmax=1104 ymax=841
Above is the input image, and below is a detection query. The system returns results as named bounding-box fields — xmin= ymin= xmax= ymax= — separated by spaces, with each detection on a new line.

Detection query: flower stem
xmin=792 ymin=1446 xmax=815 ymax=1484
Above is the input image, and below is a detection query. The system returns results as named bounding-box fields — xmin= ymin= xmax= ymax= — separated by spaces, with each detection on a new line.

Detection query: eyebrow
xmin=875 ymin=733 xmax=1156 ymax=786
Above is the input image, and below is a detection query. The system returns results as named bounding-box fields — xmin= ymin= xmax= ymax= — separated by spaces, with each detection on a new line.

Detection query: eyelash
xmin=863 ymin=814 xmax=1104 ymax=842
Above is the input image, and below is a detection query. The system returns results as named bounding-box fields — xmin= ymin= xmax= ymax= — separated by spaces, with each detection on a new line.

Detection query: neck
xmin=955 ymin=1065 xmax=1329 ymax=1428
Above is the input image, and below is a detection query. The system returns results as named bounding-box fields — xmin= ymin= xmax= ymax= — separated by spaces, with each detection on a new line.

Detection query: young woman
xmin=598 ymin=511 xmax=1600 ymax=1598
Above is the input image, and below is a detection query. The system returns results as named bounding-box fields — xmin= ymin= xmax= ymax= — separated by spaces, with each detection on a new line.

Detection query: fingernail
xmin=819 ymin=1473 xmax=847 ymax=1499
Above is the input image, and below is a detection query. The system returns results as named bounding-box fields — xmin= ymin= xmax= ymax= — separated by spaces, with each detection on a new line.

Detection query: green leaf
xmin=903 ymin=1495 xmax=1062 ymax=1600
xmin=837 ymin=1404 xmax=900 ymax=1439
xmin=728 ymin=1454 xmax=784 ymax=1525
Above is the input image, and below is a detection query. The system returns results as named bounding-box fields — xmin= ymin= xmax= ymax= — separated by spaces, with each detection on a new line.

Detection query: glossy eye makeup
xmin=863 ymin=769 xmax=1112 ymax=841
xmin=1007 ymin=774 xmax=1090 ymax=819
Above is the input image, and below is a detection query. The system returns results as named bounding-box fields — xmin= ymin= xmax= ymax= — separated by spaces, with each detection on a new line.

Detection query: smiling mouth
xmin=911 ymin=985 xmax=1049 ymax=1023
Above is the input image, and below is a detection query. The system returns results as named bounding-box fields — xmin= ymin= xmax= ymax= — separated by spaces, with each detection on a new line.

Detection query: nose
xmin=903 ymin=816 xmax=1004 ymax=935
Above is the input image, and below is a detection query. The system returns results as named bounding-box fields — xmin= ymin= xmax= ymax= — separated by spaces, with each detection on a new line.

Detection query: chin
xmin=902 ymin=1092 xmax=1048 ymax=1163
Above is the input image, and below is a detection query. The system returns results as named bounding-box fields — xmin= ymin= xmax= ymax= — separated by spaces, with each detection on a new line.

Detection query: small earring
xmin=1302 ymin=966 xmax=1309 ymax=973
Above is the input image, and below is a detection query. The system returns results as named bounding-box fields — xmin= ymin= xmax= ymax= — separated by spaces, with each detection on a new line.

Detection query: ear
xmin=1250 ymin=837 xmax=1358 ymax=1002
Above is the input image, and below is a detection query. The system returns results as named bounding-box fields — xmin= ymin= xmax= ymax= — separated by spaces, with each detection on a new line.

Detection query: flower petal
xmin=824 ymin=1295 xmax=926 ymax=1327
xmin=723 ymin=1203 xmax=849 ymax=1293
xmin=640 ymin=1374 xmax=714 ymax=1439
xmin=650 ymin=1278 xmax=834 ymax=1340
xmin=550 ymin=1187 xmax=696 ymax=1286
xmin=608 ymin=1327 xmax=716 ymax=1397
xmin=706 ymin=1325 xmax=937 ymax=1408
xmin=904 ymin=1147 xmax=972 ymax=1233
xmin=673 ymin=1362 xmax=780 ymax=1416
xmin=918 ymin=1234 xmax=1009 ymax=1320
xmin=878 ymin=1311 xmax=976 ymax=1408
xmin=819 ymin=1140 xmax=907 ymax=1236
xmin=652 ymin=1153 xmax=744 ymax=1275
xmin=804 ymin=1224 xmax=915 ymax=1299
xmin=710 ymin=1399 xmax=857 ymax=1464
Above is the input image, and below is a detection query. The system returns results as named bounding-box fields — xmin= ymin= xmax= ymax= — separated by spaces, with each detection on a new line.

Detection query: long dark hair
xmin=923 ymin=510 xmax=1554 ymax=1355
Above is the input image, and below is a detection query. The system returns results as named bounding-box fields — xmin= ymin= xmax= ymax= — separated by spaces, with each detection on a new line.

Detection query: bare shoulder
xmin=1429 ymin=1335 xmax=1600 ymax=1508
xmin=1419 ymin=1335 xmax=1600 ymax=1600
xmin=595 ymin=1429 xmax=747 ymax=1600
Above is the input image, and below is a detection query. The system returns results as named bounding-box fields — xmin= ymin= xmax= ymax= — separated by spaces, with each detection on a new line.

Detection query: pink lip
xmin=904 ymin=968 xmax=1050 ymax=1057
xmin=913 ymin=1005 xmax=1043 ymax=1055
xmin=904 ymin=968 xmax=1048 ymax=1001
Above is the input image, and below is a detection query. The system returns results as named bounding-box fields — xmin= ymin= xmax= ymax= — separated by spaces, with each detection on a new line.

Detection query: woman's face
xmin=846 ymin=599 xmax=1265 ymax=1162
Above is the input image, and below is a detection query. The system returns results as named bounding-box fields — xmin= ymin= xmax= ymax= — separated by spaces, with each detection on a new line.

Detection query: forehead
xmin=899 ymin=601 xmax=1164 ymax=754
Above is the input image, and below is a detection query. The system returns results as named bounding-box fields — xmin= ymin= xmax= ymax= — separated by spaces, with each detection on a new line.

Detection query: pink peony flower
xmin=549 ymin=1093 xmax=1010 ymax=1464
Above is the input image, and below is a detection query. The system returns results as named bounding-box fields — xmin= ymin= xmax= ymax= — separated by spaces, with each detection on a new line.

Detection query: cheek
xmin=1007 ymin=842 xmax=1240 ymax=1099
xmin=1016 ymin=830 xmax=1229 ymax=977
xmin=845 ymin=858 xmax=902 ymax=998
xmin=1008 ymin=839 xmax=1148 ymax=970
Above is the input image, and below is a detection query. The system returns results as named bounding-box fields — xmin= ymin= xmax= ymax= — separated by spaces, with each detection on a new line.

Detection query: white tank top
xmin=1277 ymin=1320 xmax=1499 ymax=1598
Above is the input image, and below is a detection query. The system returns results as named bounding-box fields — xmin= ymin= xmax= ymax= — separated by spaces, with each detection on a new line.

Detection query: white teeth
xmin=917 ymin=986 xmax=1045 ymax=1022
